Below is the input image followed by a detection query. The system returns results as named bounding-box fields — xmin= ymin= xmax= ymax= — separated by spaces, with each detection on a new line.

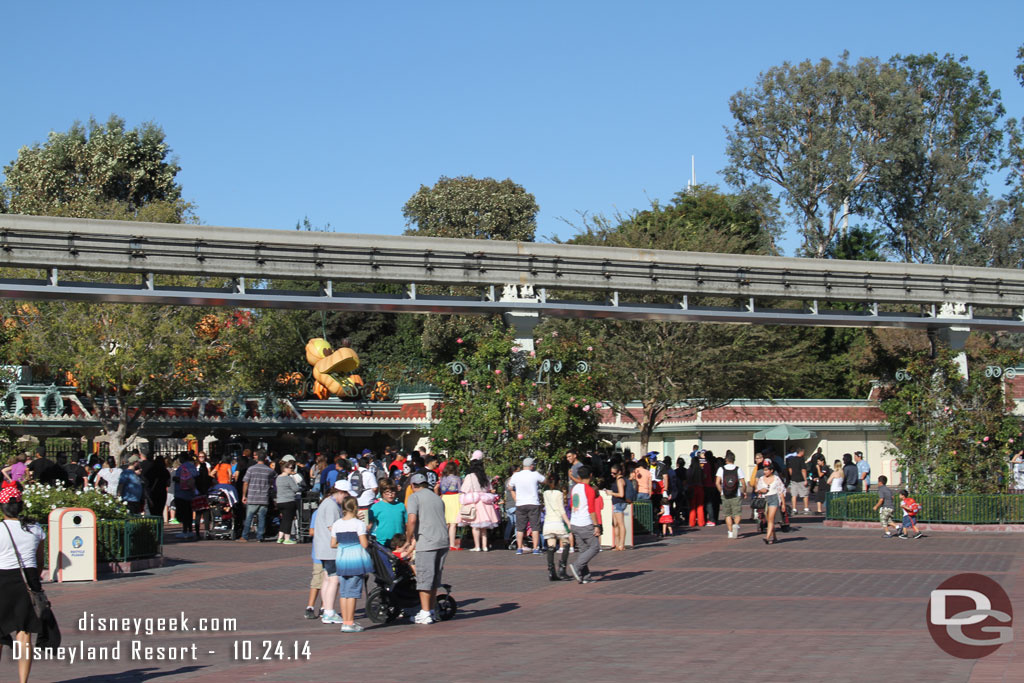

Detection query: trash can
xmin=598 ymin=490 xmax=634 ymax=548
xmin=48 ymin=507 xmax=97 ymax=582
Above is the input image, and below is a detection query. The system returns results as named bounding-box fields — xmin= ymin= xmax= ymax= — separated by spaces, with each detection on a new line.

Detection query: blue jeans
xmin=243 ymin=503 xmax=268 ymax=540
xmin=504 ymin=509 xmax=516 ymax=541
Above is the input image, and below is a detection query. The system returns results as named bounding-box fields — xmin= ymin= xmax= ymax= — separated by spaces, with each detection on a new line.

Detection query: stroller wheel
xmin=365 ymin=587 xmax=390 ymax=624
xmin=436 ymin=594 xmax=457 ymax=621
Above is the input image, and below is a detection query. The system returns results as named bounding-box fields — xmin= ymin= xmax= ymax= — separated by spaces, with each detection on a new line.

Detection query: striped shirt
xmin=242 ymin=463 xmax=275 ymax=504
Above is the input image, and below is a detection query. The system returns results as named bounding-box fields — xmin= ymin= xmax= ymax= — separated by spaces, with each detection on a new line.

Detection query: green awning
xmin=752 ymin=424 xmax=817 ymax=440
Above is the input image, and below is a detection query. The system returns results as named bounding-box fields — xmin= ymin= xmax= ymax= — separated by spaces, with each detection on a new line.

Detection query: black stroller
xmin=206 ymin=485 xmax=237 ymax=540
xmin=364 ymin=540 xmax=457 ymax=624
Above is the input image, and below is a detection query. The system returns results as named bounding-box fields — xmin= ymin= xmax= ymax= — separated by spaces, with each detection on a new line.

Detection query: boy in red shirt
xmin=898 ymin=489 xmax=923 ymax=539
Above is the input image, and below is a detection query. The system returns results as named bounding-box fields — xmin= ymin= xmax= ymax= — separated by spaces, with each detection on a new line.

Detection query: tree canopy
xmin=565 ymin=186 xmax=812 ymax=452
xmin=2 ymin=115 xmax=191 ymax=222
xmin=403 ymin=175 xmax=539 ymax=242
xmin=0 ymin=116 xmax=206 ymax=456
xmin=725 ymin=52 xmax=1015 ymax=264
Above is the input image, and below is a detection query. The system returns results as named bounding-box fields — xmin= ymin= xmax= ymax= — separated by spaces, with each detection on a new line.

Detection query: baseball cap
xmin=360 ymin=448 xmax=372 ymax=456
xmin=646 ymin=451 xmax=659 ymax=457
xmin=127 ymin=455 xmax=140 ymax=464
xmin=334 ymin=479 xmax=352 ymax=493
xmin=281 ymin=454 xmax=296 ymax=462
xmin=523 ymin=457 xmax=535 ymax=467
xmin=471 ymin=449 xmax=484 ymax=461
xmin=410 ymin=473 xmax=427 ymax=485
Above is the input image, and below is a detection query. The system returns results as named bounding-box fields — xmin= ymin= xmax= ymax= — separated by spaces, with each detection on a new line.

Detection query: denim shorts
xmin=902 ymin=515 xmax=916 ymax=528
xmin=321 ymin=559 xmax=338 ymax=577
xmin=764 ymin=494 xmax=780 ymax=508
xmin=613 ymin=501 xmax=628 ymax=513
xmin=337 ymin=574 xmax=364 ymax=598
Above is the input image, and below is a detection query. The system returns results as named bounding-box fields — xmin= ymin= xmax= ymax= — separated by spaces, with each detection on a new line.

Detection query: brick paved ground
xmin=16 ymin=513 xmax=1024 ymax=683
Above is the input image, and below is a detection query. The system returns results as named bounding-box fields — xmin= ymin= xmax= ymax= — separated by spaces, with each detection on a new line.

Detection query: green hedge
xmin=827 ymin=492 xmax=1024 ymax=524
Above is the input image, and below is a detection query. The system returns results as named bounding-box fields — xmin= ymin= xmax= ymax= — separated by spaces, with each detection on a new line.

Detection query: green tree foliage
xmin=427 ymin=324 xmax=601 ymax=477
xmin=2 ymin=115 xmax=192 ymax=222
xmin=725 ymin=53 xmax=910 ymax=258
xmin=403 ymin=176 xmax=540 ymax=362
xmin=868 ymin=54 xmax=1005 ymax=265
xmin=403 ymin=175 xmax=539 ymax=242
xmin=566 ymin=186 xmax=814 ymax=451
xmin=5 ymin=302 xmax=229 ymax=458
xmin=568 ymin=184 xmax=781 ymax=255
xmin=880 ymin=349 xmax=1021 ymax=494
xmin=0 ymin=116 xmax=209 ymax=457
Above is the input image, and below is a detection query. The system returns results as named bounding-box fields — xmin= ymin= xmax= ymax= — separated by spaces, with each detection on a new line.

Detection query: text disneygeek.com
xmin=12 ymin=611 xmax=312 ymax=664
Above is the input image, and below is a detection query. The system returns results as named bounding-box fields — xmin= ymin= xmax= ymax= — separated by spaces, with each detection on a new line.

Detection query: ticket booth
xmin=48 ymin=508 xmax=97 ymax=582
xmin=598 ymin=490 xmax=633 ymax=548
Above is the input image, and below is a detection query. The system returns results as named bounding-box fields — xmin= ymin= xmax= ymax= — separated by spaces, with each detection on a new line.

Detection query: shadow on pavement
xmin=95 ymin=557 xmax=196 ymax=582
xmin=592 ymin=570 xmax=650 ymax=582
xmin=457 ymin=601 xmax=519 ymax=619
xmin=58 ymin=665 xmax=206 ymax=682
xmin=771 ymin=536 xmax=808 ymax=544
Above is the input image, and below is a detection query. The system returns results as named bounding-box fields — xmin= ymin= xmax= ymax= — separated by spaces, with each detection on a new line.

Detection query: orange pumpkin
xmin=312 ymin=381 xmax=330 ymax=400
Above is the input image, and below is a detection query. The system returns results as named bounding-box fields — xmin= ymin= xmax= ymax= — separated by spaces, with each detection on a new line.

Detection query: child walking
xmin=659 ymin=500 xmax=673 ymax=536
xmin=541 ymin=475 xmax=572 ymax=581
xmin=898 ymin=489 xmax=923 ymax=539
xmin=329 ymin=496 xmax=375 ymax=632
xmin=872 ymin=475 xmax=902 ymax=537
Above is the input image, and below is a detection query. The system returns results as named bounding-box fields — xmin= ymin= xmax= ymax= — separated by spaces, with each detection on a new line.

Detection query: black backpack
xmin=348 ymin=469 xmax=365 ymax=497
xmin=623 ymin=478 xmax=638 ymax=503
xmin=722 ymin=467 xmax=740 ymax=498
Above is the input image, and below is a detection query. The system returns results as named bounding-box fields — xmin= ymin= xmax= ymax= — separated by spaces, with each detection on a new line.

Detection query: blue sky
xmin=4 ymin=1 xmax=1023 ymax=254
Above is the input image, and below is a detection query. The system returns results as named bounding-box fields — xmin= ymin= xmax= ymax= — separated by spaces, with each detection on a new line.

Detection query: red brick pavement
xmin=14 ymin=517 xmax=1024 ymax=683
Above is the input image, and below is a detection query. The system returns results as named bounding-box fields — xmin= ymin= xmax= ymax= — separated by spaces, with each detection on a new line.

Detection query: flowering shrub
xmin=20 ymin=482 xmax=130 ymax=522
xmin=428 ymin=323 xmax=603 ymax=478
xmin=880 ymin=349 xmax=1021 ymax=494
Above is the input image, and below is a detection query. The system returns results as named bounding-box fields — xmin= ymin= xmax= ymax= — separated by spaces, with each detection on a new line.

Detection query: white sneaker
xmin=413 ymin=610 xmax=434 ymax=625
xmin=802 ymin=508 xmax=810 ymax=513
xmin=727 ymin=529 xmax=734 ymax=539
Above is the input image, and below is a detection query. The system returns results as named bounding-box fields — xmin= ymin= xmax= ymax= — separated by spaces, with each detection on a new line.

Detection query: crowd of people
xmin=1 ymin=440 xmax=918 ymax=644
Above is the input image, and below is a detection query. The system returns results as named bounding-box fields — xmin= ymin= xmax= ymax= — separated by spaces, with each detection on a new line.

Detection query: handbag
xmin=3 ymin=521 xmax=54 ymax=621
xmin=750 ymin=497 xmax=767 ymax=511
xmin=459 ymin=503 xmax=477 ymax=520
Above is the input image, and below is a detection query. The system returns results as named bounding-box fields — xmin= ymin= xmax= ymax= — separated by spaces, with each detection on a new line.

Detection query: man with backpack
xmin=351 ymin=455 xmax=378 ymax=522
xmin=715 ymin=452 xmax=747 ymax=539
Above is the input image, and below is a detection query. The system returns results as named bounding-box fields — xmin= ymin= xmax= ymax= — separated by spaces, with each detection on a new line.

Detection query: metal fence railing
xmin=826 ymin=492 xmax=1024 ymax=525
xmin=96 ymin=516 xmax=164 ymax=562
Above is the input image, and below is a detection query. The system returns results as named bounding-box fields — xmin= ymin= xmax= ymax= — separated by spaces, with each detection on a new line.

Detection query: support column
xmin=935 ymin=302 xmax=972 ymax=380
xmin=500 ymin=284 xmax=541 ymax=351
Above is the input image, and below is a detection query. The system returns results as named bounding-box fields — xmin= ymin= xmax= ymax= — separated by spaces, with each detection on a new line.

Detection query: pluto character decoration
xmin=305 ymin=338 xmax=361 ymax=398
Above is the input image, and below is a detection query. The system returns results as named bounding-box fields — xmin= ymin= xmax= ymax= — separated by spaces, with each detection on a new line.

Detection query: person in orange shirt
xmin=634 ymin=461 xmax=652 ymax=501
xmin=210 ymin=455 xmax=233 ymax=486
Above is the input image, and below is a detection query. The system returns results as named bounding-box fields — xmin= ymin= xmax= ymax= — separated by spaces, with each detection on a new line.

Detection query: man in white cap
xmin=312 ymin=479 xmax=351 ymax=624
xmin=508 ymin=456 xmax=545 ymax=555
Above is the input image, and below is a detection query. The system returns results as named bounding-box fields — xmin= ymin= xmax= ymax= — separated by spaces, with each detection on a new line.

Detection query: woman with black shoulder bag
xmin=0 ymin=481 xmax=61 ymax=683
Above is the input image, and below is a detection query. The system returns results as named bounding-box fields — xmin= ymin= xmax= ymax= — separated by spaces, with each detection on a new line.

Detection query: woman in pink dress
xmin=459 ymin=460 xmax=499 ymax=551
